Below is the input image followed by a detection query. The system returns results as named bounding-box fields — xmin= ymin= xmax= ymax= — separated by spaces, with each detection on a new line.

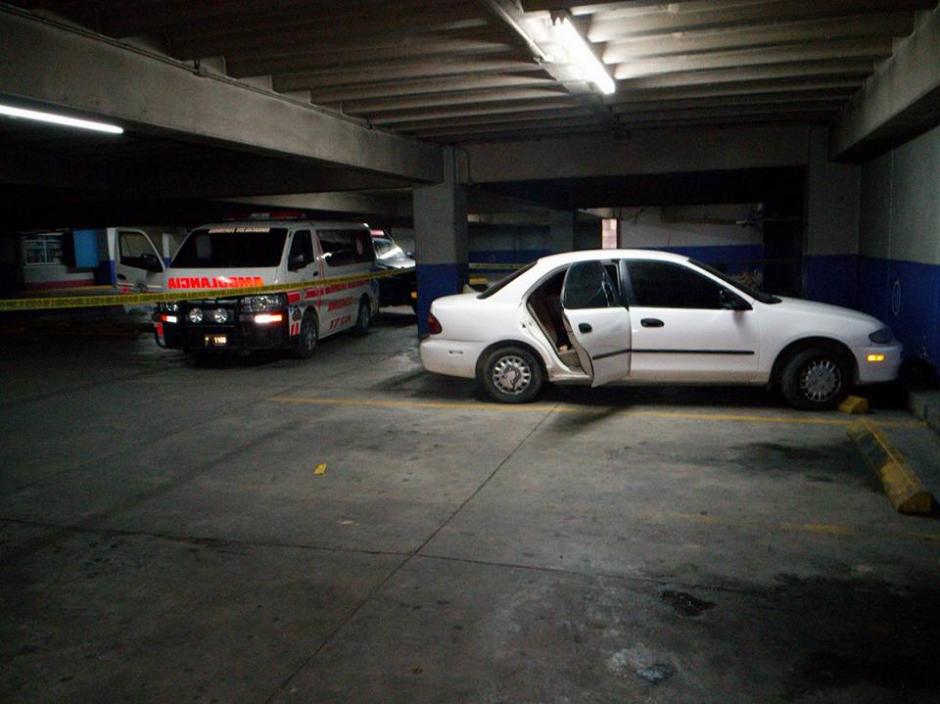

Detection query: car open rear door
xmin=561 ymin=260 xmax=631 ymax=387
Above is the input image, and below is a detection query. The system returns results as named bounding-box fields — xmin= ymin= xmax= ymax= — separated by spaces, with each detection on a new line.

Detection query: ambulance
xmin=154 ymin=219 xmax=378 ymax=358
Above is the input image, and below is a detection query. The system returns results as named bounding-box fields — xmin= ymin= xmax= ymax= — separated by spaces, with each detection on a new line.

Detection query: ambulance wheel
xmin=292 ymin=311 xmax=318 ymax=359
xmin=353 ymin=297 xmax=371 ymax=335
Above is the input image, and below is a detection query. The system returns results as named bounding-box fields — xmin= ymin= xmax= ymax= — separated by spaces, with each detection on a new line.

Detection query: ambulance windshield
xmin=173 ymin=228 xmax=288 ymax=268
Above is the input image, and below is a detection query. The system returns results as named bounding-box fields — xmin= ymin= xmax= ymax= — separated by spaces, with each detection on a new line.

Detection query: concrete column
xmin=803 ymin=126 xmax=861 ymax=307
xmin=413 ymin=146 xmax=468 ymax=336
xmin=550 ymin=211 xmax=575 ymax=253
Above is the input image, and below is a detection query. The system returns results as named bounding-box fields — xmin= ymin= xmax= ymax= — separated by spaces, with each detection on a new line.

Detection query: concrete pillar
xmin=550 ymin=211 xmax=576 ymax=253
xmin=803 ymin=126 xmax=861 ymax=307
xmin=413 ymin=147 xmax=468 ymax=336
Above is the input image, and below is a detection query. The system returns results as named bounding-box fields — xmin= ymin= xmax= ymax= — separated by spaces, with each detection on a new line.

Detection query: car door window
xmin=289 ymin=230 xmax=314 ymax=268
xmin=118 ymin=231 xmax=159 ymax=268
xmin=563 ymin=261 xmax=619 ymax=309
xmin=318 ymin=229 xmax=374 ymax=267
xmin=626 ymin=260 xmax=724 ymax=309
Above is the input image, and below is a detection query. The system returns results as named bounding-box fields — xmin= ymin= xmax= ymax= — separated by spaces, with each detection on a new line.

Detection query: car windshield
xmin=691 ymin=259 xmax=781 ymax=304
xmin=172 ymin=228 xmax=288 ymax=268
xmin=478 ymin=262 xmax=537 ymax=299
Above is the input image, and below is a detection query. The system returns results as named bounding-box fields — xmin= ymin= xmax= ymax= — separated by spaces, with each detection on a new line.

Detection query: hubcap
xmin=799 ymin=358 xmax=841 ymax=402
xmin=491 ymin=355 xmax=532 ymax=395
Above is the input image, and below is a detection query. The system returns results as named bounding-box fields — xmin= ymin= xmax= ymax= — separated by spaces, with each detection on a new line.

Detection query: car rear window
xmin=478 ymin=262 xmax=536 ymax=299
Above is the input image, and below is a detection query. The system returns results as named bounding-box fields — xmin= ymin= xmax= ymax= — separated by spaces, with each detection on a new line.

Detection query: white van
xmin=154 ymin=220 xmax=378 ymax=357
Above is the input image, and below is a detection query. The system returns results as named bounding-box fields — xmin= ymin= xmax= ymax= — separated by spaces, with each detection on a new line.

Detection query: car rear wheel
xmin=780 ymin=346 xmax=851 ymax=410
xmin=480 ymin=346 xmax=543 ymax=404
xmin=291 ymin=310 xmax=318 ymax=359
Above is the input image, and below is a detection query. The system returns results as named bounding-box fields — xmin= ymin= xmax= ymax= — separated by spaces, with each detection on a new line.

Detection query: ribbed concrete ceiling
xmin=9 ymin=0 xmax=939 ymax=143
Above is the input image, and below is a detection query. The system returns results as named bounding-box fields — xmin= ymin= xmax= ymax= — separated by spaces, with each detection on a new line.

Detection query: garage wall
xmin=857 ymin=123 xmax=940 ymax=367
xmin=619 ymin=206 xmax=763 ymax=276
xmin=802 ymin=127 xmax=862 ymax=308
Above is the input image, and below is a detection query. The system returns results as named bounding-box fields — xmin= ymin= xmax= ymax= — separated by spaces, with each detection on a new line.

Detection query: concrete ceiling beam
xmin=331 ymin=87 xmax=571 ymax=115
xmin=603 ymin=13 xmax=915 ymax=62
xmin=586 ymin=0 xmax=936 ymax=42
xmin=611 ymin=92 xmax=856 ymax=114
xmin=613 ymin=38 xmax=893 ymax=80
xmin=462 ymin=124 xmax=813 ymax=182
xmin=616 ymin=60 xmax=875 ymax=90
xmin=608 ymin=78 xmax=864 ymax=104
xmin=167 ymin=5 xmax=489 ymax=60
xmin=226 ymin=37 xmax=518 ymax=78
xmin=833 ymin=5 xmax=940 ymax=158
xmin=389 ymin=107 xmax=594 ymax=132
xmin=0 ymin=8 xmax=442 ymax=184
xmin=304 ymin=74 xmax=558 ymax=105
xmin=273 ymin=59 xmax=542 ymax=92
xmin=370 ymin=99 xmax=581 ymax=126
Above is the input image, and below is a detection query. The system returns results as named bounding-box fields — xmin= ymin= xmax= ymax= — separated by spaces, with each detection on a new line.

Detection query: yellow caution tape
xmin=0 ymin=267 xmax=413 ymax=312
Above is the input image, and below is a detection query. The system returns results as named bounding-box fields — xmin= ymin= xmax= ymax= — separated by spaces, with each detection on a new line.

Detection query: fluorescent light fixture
xmin=552 ymin=15 xmax=616 ymax=95
xmin=0 ymin=104 xmax=123 ymax=134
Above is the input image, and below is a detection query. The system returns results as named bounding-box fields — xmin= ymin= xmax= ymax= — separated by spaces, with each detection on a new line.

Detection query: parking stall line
xmin=267 ymin=395 xmax=923 ymax=428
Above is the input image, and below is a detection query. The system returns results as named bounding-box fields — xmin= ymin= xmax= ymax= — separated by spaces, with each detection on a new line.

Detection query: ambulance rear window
xmin=173 ymin=228 xmax=288 ymax=268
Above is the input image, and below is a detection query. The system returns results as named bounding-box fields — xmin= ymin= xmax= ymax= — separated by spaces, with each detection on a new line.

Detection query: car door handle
xmin=578 ymin=323 xmax=592 ymax=333
xmin=641 ymin=318 xmax=664 ymax=328
xmin=117 ymin=274 xmax=127 ymax=280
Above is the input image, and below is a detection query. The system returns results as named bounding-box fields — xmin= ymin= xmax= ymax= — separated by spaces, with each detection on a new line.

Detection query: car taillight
xmin=427 ymin=312 xmax=442 ymax=335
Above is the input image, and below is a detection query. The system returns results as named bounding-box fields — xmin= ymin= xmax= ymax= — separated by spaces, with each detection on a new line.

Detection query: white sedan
xmin=420 ymin=250 xmax=902 ymax=410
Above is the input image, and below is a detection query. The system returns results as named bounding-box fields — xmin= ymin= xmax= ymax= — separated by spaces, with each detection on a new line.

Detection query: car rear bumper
xmin=419 ymin=338 xmax=485 ymax=379
xmin=853 ymin=342 xmax=903 ymax=385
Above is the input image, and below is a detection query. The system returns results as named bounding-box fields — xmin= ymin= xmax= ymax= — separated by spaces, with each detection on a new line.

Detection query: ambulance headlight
xmin=187 ymin=307 xmax=204 ymax=324
xmin=211 ymin=308 xmax=229 ymax=324
xmin=241 ymin=294 xmax=286 ymax=312
xmin=158 ymin=302 xmax=179 ymax=313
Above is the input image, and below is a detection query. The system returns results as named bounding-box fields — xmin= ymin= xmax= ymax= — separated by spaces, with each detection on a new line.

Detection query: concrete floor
xmin=1 ymin=310 xmax=939 ymax=703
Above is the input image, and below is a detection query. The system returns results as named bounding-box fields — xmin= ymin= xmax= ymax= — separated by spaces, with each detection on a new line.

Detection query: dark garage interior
xmin=2 ymin=1 xmax=940 ymax=702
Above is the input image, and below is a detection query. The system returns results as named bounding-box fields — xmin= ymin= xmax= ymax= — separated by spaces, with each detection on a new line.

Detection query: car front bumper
xmin=853 ymin=342 xmax=903 ymax=385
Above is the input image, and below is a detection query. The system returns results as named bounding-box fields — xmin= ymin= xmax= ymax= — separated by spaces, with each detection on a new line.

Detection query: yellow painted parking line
xmin=268 ymin=395 xmax=922 ymax=428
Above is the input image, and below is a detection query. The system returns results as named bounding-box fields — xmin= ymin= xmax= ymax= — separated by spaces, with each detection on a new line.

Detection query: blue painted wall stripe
xmin=416 ymin=263 xmax=467 ymax=337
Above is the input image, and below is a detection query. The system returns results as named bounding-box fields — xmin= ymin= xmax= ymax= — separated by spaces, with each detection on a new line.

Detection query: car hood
xmin=165 ymin=268 xmax=279 ymax=292
xmin=770 ymin=296 xmax=881 ymax=326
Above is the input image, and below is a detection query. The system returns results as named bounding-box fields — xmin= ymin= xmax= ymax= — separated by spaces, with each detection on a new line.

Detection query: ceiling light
xmin=550 ymin=15 xmax=616 ymax=95
xmin=0 ymin=104 xmax=123 ymax=134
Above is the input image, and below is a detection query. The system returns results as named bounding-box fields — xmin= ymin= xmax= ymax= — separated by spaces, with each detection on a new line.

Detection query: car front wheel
xmin=780 ymin=346 xmax=851 ymax=410
xmin=291 ymin=310 xmax=318 ymax=359
xmin=480 ymin=346 xmax=543 ymax=404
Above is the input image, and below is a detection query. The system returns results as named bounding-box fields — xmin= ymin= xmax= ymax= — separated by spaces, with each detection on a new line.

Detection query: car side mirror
xmin=288 ymin=253 xmax=306 ymax=271
xmin=720 ymin=288 xmax=751 ymax=311
xmin=139 ymin=252 xmax=164 ymax=273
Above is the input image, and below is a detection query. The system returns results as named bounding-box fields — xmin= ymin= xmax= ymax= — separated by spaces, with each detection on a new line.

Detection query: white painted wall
xmin=618 ymin=205 xmax=762 ymax=249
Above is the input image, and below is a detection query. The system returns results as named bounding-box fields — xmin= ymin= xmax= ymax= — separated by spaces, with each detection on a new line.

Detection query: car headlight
xmin=158 ymin=302 xmax=180 ymax=313
xmin=240 ymin=294 xmax=286 ymax=312
xmin=869 ymin=327 xmax=894 ymax=344
xmin=188 ymin=307 xmax=204 ymax=324
xmin=211 ymin=308 xmax=229 ymax=324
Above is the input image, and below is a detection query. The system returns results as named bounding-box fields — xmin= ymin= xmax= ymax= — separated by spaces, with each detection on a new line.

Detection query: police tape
xmin=0 ymin=267 xmax=414 ymax=312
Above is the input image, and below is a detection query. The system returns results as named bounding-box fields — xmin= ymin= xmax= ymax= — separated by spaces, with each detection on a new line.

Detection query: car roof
xmin=535 ymin=249 xmax=692 ymax=266
xmin=193 ymin=220 xmax=369 ymax=230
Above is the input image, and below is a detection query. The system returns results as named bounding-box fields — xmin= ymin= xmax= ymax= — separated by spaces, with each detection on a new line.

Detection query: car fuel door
xmin=561 ymin=260 xmax=631 ymax=387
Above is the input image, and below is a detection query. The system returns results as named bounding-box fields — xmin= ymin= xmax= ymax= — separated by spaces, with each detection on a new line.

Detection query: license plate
xmin=205 ymin=334 xmax=227 ymax=347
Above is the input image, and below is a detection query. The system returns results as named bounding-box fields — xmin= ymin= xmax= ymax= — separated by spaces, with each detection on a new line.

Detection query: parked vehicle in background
xmin=371 ymin=230 xmax=417 ymax=310
xmin=154 ymin=219 xmax=377 ymax=357
xmin=420 ymin=249 xmax=903 ymax=410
